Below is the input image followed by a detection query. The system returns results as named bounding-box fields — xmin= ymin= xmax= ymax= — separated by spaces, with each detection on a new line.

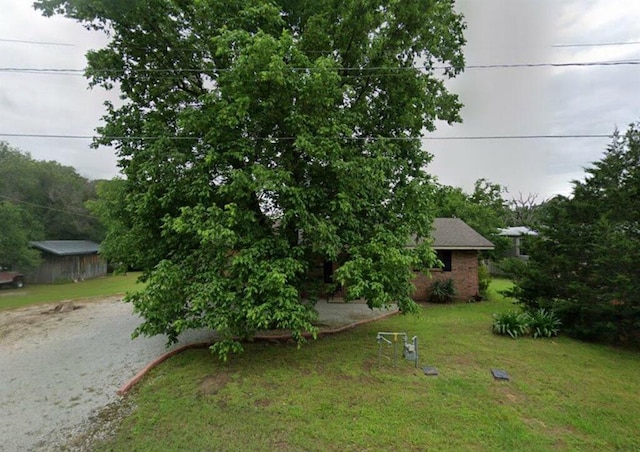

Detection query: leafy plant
xmin=527 ymin=308 xmax=561 ymax=338
xmin=492 ymin=311 xmax=529 ymax=338
xmin=478 ymin=263 xmax=491 ymax=297
xmin=429 ymin=278 xmax=457 ymax=303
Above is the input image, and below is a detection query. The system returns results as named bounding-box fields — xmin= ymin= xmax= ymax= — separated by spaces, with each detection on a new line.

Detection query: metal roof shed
xmin=28 ymin=240 xmax=106 ymax=284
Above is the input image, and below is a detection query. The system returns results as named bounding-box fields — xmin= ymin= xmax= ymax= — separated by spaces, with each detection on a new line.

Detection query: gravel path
xmin=0 ymin=296 xmax=396 ymax=451
xmin=0 ymin=297 xmax=218 ymax=451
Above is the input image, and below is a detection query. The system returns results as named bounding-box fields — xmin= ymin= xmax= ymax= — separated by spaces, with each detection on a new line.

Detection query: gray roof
xmin=30 ymin=240 xmax=100 ymax=256
xmin=499 ymin=226 xmax=538 ymax=237
xmin=430 ymin=218 xmax=495 ymax=250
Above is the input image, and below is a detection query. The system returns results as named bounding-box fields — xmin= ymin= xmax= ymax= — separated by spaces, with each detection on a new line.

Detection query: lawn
xmin=0 ymin=272 xmax=143 ymax=311
xmin=94 ymin=279 xmax=640 ymax=451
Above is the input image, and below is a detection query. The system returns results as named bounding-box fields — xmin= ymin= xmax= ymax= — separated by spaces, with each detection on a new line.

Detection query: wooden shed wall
xmin=27 ymin=253 xmax=107 ymax=284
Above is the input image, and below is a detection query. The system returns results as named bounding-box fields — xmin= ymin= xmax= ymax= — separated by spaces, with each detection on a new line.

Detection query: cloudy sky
xmin=1 ymin=0 xmax=639 ymax=200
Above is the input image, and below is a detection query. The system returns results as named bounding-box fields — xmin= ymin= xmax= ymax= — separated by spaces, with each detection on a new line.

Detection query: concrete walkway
xmin=0 ymin=297 xmax=396 ymax=451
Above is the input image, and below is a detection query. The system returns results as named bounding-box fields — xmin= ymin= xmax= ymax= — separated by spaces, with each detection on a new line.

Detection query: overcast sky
xmin=1 ymin=0 xmax=639 ymax=200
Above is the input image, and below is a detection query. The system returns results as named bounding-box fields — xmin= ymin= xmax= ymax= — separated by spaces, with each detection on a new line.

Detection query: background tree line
xmin=0 ymin=141 xmax=104 ymax=270
xmin=3 ymin=138 xmax=546 ymax=273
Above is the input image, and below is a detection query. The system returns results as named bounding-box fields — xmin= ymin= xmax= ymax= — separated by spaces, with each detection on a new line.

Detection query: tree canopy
xmin=0 ymin=201 xmax=43 ymax=271
xmin=0 ymin=142 xmax=104 ymax=270
xmin=433 ymin=178 xmax=509 ymax=257
xmin=37 ymin=0 xmax=467 ymax=357
xmin=505 ymin=123 xmax=640 ymax=345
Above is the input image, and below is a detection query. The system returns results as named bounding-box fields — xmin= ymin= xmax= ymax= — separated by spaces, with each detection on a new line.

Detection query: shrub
xmin=492 ymin=311 xmax=529 ymax=338
xmin=478 ymin=263 xmax=491 ymax=297
xmin=527 ymin=308 xmax=561 ymax=338
xmin=429 ymin=278 xmax=457 ymax=303
xmin=492 ymin=308 xmax=562 ymax=339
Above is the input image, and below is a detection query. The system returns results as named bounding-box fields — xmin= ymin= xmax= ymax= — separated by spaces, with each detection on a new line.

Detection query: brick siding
xmin=412 ymin=250 xmax=480 ymax=301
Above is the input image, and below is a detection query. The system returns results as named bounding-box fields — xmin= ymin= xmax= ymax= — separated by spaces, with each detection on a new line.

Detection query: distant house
xmin=411 ymin=218 xmax=495 ymax=301
xmin=28 ymin=240 xmax=107 ymax=284
xmin=487 ymin=226 xmax=538 ymax=276
xmin=498 ymin=226 xmax=538 ymax=260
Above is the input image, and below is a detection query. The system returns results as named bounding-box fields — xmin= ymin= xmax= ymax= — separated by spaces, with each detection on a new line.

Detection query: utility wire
xmin=4 ymin=35 xmax=640 ymax=50
xmin=0 ymin=38 xmax=75 ymax=46
xmin=423 ymin=134 xmax=613 ymax=140
xmin=0 ymin=195 xmax=99 ymax=220
xmin=1 ymin=58 xmax=640 ymax=76
xmin=0 ymin=132 xmax=614 ymax=141
xmin=5 ymin=37 xmax=640 ymax=50
xmin=554 ymin=41 xmax=640 ymax=48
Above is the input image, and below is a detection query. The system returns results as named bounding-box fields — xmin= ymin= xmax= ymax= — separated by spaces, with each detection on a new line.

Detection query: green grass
xmin=94 ymin=278 xmax=640 ymax=451
xmin=0 ymin=272 xmax=143 ymax=311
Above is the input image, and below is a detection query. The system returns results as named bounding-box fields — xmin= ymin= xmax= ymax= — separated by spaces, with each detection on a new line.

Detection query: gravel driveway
xmin=0 ymin=296 xmax=396 ymax=451
xmin=0 ymin=297 xmax=218 ymax=451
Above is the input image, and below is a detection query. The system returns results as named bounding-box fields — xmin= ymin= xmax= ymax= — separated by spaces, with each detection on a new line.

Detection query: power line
xmin=0 ymin=132 xmax=614 ymax=141
xmin=0 ymin=195 xmax=99 ymax=220
xmin=3 ymin=36 xmax=639 ymax=50
xmin=0 ymin=133 xmax=194 ymax=140
xmin=554 ymin=41 xmax=640 ymax=48
xmin=466 ymin=60 xmax=640 ymax=69
xmin=0 ymin=38 xmax=75 ymax=46
xmin=423 ymin=134 xmax=613 ymax=140
xmin=1 ymin=58 xmax=640 ymax=76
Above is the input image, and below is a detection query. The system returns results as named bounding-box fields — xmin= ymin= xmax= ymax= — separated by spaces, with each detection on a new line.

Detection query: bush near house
xmin=429 ymin=278 xmax=457 ymax=303
xmin=477 ymin=263 xmax=491 ymax=297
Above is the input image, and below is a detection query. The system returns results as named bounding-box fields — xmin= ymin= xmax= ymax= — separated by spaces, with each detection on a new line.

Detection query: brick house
xmin=411 ymin=218 xmax=494 ymax=301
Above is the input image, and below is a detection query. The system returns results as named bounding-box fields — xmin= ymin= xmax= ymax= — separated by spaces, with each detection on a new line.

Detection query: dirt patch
xmin=490 ymin=384 xmax=527 ymax=406
xmin=55 ymin=398 xmax=136 ymax=452
xmin=522 ymin=416 xmax=581 ymax=449
xmin=500 ymin=389 xmax=522 ymax=404
xmin=198 ymin=372 xmax=231 ymax=396
xmin=254 ymin=398 xmax=271 ymax=407
xmin=449 ymin=353 xmax=478 ymax=367
xmin=361 ymin=357 xmax=378 ymax=372
xmin=0 ymin=297 xmax=122 ymax=346
xmin=49 ymin=301 xmax=84 ymax=313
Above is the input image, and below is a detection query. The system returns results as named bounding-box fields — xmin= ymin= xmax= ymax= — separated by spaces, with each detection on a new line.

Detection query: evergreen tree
xmin=506 ymin=124 xmax=640 ymax=344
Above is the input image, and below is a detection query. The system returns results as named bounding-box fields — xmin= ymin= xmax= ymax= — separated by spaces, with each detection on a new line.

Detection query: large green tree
xmin=37 ymin=0 xmax=466 ymax=357
xmin=0 ymin=142 xmax=104 ymax=242
xmin=85 ymin=178 xmax=133 ymax=272
xmin=506 ymin=123 xmax=640 ymax=345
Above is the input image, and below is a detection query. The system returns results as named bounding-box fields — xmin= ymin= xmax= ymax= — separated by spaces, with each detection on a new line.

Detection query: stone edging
xmin=117 ymin=309 xmax=399 ymax=395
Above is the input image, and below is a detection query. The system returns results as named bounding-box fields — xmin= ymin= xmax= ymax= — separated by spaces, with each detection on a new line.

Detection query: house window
xmin=323 ymin=260 xmax=334 ymax=283
xmin=518 ymin=236 xmax=531 ymax=257
xmin=436 ymin=250 xmax=452 ymax=272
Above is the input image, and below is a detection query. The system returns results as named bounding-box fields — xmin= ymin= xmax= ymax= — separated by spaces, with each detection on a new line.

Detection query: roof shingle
xmin=431 ymin=218 xmax=494 ymax=250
